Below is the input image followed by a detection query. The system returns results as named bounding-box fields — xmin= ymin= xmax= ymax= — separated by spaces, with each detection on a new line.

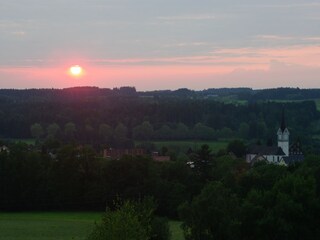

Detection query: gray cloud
xmin=0 ymin=0 xmax=319 ymax=89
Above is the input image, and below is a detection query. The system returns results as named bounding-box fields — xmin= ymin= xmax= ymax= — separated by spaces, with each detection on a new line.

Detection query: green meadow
xmin=0 ymin=212 xmax=101 ymax=240
xmin=152 ymin=140 xmax=229 ymax=153
xmin=266 ymin=99 xmax=320 ymax=111
xmin=0 ymin=212 xmax=184 ymax=240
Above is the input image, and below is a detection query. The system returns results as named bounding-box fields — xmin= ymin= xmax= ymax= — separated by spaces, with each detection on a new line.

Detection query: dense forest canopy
xmin=0 ymin=87 xmax=319 ymax=152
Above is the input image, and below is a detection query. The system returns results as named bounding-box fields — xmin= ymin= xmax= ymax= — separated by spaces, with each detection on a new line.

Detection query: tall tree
xmin=30 ymin=123 xmax=44 ymax=141
xmin=99 ymin=123 xmax=113 ymax=143
xmin=179 ymin=181 xmax=240 ymax=240
xmin=64 ymin=122 xmax=76 ymax=141
xmin=132 ymin=121 xmax=154 ymax=141
xmin=47 ymin=123 xmax=61 ymax=139
xmin=87 ymin=198 xmax=170 ymax=240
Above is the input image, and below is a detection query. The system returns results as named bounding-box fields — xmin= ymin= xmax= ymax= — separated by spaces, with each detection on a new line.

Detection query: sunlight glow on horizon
xmin=0 ymin=45 xmax=320 ymax=90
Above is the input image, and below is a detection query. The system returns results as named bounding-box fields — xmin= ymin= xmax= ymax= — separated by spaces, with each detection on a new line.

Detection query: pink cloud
xmin=0 ymin=45 xmax=319 ymax=90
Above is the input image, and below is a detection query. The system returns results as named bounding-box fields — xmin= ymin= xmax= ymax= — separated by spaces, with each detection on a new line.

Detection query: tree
xmin=190 ymin=144 xmax=214 ymax=182
xmin=99 ymin=123 xmax=113 ymax=143
xmin=64 ymin=122 xmax=76 ymax=140
xmin=256 ymin=120 xmax=267 ymax=139
xmin=241 ymin=174 xmax=320 ymax=240
xmin=238 ymin=122 xmax=249 ymax=139
xmin=30 ymin=123 xmax=44 ymax=140
xmin=47 ymin=123 xmax=60 ymax=139
xmin=179 ymin=181 xmax=240 ymax=240
xmin=114 ymin=123 xmax=129 ymax=147
xmin=193 ymin=123 xmax=215 ymax=140
xmin=155 ymin=125 xmax=173 ymax=140
xmin=87 ymin=198 xmax=170 ymax=240
xmin=132 ymin=121 xmax=154 ymax=140
xmin=85 ymin=124 xmax=95 ymax=143
xmin=227 ymin=140 xmax=246 ymax=158
xmin=174 ymin=123 xmax=190 ymax=140
xmin=240 ymin=162 xmax=288 ymax=195
xmin=87 ymin=200 xmax=149 ymax=240
xmin=218 ymin=127 xmax=233 ymax=139
xmin=212 ymin=155 xmax=247 ymax=189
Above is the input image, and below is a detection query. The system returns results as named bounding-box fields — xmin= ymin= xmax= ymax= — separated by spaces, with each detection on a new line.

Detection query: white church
xmin=246 ymin=110 xmax=304 ymax=166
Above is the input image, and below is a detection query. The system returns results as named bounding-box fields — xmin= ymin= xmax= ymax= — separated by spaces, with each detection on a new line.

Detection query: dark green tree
xmin=99 ymin=123 xmax=113 ymax=143
xmin=241 ymin=174 xmax=320 ymax=240
xmin=87 ymin=198 xmax=170 ymax=240
xmin=190 ymin=144 xmax=214 ymax=182
xmin=30 ymin=123 xmax=44 ymax=141
xmin=46 ymin=123 xmax=61 ymax=139
xmin=133 ymin=121 xmax=154 ymax=141
xmin=227 ymin=140 xmax=246 ymax=158
xmin=179 ymin=181 xmax=240 ymax=240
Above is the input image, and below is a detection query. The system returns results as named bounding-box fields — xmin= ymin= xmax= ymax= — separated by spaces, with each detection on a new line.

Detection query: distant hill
xmin=1 ymin=86 xmax=320 ymax=103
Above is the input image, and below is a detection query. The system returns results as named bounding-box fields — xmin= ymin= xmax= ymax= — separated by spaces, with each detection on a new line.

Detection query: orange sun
xmin=69 ymin=65 xmax=83 ymax=77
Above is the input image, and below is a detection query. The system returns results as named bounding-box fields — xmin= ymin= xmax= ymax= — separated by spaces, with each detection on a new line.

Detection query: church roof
xmin=247 ymin=145 xmax=286 ymax=156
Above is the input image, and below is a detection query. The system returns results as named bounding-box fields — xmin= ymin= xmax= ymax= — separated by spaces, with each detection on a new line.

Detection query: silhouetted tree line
xmin=1 ymin=142 xmax=320 ymax=239
xmin=0 ymin=88 xmax=319 ymax=152
xmin=0 ymin=142 xmax=197 ymax=215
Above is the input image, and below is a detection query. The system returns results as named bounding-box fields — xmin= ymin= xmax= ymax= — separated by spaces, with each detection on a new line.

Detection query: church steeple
xmin=277 ymin=107 xmax=289 ymax=156
xmin=280 ymin=107 xmax=286 ymax=132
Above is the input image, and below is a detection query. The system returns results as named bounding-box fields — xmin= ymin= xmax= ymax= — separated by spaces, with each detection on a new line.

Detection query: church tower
xmin=277 ymin=108 xmax=290 ymax=156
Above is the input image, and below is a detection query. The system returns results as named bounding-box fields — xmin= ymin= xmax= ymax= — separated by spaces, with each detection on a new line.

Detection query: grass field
xmin=5 ymin=138 xmax=36 ymax=145
xmin=267 ymin=99 xmax=320 ymax=111
xmin=0 ymin=212 xmax=101 ymax=240
xmin=217 ymin=98 xmax=248 ymax=106
xmin=315 ymin=99 xmax=320 ymax=111
xmin=0 ymin=212 xmax=184 ymax=240
xmin=152 ymin=140 xmax=229 ymax=153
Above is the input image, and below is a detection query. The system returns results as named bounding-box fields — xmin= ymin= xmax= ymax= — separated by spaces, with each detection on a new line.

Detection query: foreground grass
xmin=170 ymin=221 xmax=185 ymax=240
xmin=0 ymin=212 xmax=184 ymax=240
xmin=0 ymin=212 xmax=102 ymax=240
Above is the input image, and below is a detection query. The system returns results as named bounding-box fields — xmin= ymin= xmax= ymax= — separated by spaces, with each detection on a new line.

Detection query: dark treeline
xmin=0 ymin=87 xmax=319 ymax=152
xmin=2 ymin=86 xmax=320 ymax=102
xmin=0 ymin=142 xmax=196 ymax=215
xmin=1 ymin=142 xmax=320 ymax=239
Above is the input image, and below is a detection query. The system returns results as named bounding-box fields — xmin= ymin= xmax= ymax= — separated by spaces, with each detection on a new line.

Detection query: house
xmin=246 ymin=109 xmax=304 ymax=166
xmin=151 ymin=151 xmax=171 ymax=162
xmin=103 ymin=148 xmax=146 ymax=160
xmin=0 ymin=145 xmax=9 ymax=153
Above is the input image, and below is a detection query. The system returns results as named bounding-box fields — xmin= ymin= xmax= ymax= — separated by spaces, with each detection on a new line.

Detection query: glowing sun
xmin=69 ymin=65 xmax=83 ymax=77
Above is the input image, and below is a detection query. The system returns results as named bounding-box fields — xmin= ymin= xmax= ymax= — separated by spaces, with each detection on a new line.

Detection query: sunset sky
xmin=1 ymin=0 xmax=320 ymax=90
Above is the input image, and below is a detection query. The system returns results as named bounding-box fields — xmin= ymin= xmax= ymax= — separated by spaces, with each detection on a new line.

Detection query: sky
xmin=0 ymin=0 xmax=320 ymax=90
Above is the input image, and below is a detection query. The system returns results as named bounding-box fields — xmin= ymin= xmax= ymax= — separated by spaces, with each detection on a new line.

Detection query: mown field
xmin=4 ymin=138 xmax=36 ymax=145
xmin=152 ymin=140 xmax=230 ymax=154
xmin=0 ymin=212 xmax=100 ymax=240
xmin=0 ymin=212 xmax=184 ymax=240
xmin=267 ymin=99 xmax=320 ymax=111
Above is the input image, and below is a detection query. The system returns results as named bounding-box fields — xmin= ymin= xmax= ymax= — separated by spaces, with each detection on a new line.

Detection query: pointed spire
xmin=280 ymin=107 xmax=286 ymax=132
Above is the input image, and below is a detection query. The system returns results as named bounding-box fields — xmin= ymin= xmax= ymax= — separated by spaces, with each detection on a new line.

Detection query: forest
xmin=1 ymin=87 xmax=320 ymax=239
xmin=0 ymin=87 xmax=319 ymax=152
xmin=1 ymin=142 xmax=320 ymax=239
